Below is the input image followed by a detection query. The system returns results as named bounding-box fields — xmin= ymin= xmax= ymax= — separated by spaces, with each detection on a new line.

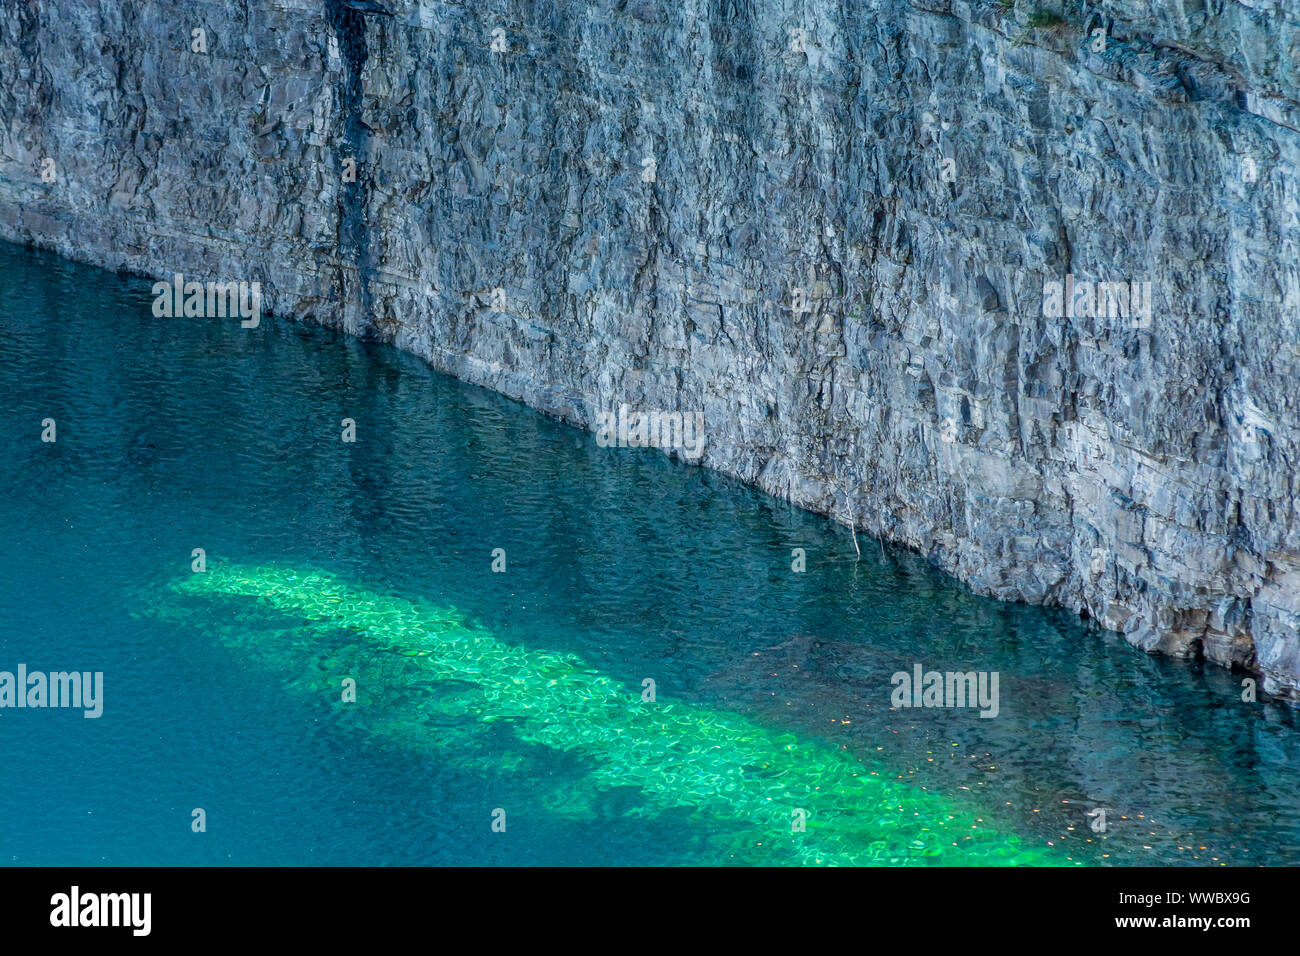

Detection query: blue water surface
xmin=2 ymin=242 xmax=1298 ymax=866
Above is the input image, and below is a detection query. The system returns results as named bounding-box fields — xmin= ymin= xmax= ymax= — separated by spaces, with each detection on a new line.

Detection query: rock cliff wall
xmin=4 ymin=0 xmax=1300 ymax=696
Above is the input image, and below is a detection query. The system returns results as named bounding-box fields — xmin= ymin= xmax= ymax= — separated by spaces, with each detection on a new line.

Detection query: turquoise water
xmin=2 ymin=241 xmax=1299 ymax=866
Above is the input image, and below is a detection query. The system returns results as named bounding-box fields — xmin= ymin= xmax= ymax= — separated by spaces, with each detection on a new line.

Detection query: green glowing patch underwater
xmin=145 ymin=563 xmax=1070 ymax=866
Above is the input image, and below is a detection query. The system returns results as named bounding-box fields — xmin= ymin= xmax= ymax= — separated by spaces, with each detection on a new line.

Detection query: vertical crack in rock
xmin=325 ymin=0 xmax=383 ymax=340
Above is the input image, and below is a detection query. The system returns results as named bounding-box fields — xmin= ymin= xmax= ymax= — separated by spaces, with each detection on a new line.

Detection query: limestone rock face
xmin=3 ymin=1 xmax=1299 ymax=696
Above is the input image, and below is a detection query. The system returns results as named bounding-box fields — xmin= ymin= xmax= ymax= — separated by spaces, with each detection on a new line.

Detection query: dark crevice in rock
xmin=325 ymin=0 xmax=381 ymax=341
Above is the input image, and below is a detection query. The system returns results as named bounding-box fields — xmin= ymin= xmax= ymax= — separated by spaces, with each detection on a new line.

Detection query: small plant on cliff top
xmin=1010 ymin=5 xmax=1072 ymax=46
xmin=1026 ymin=7 xmax=1069 ymax=30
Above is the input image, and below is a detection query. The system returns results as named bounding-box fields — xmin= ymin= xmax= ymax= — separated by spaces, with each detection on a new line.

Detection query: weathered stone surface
xmin=3 ymin=1 xmax=1299 ymax=697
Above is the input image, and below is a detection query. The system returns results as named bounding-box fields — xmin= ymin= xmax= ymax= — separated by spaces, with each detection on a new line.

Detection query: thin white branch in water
xmin=842 ymin=488 xmax=860 ymax=560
